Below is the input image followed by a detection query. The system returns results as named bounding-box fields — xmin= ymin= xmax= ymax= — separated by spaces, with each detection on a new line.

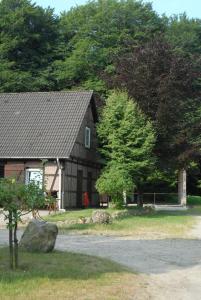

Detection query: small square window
xmin=25 ymin=168 xmax=43 ymax=188
xmin=85 ymin=127 xmax=91 ymax=149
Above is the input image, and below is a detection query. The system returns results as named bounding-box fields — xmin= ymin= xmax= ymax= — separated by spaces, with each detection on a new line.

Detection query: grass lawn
xmin=0 ymin=247 xmax=146 ymax=300
xmin=45 ymin=206 xmax=201 ymax=238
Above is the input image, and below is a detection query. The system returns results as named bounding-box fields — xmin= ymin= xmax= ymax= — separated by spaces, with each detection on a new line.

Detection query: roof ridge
xmin=0 ymin=90 xmax=93 ymax=96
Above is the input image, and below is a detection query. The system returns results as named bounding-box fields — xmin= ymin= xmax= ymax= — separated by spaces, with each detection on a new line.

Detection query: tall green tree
xmin=53 ymin=0 xmax=165 ymax=92
xmin=0 ymin=0 xmax=59 ymax=92
xmin=164 ymin=14 xmax=201 ymax=56
xmin=97 ymin=91 xmax=156 ymax=206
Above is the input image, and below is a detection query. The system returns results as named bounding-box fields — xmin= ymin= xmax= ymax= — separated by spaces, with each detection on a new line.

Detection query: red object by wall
xmin=83 ymin=192 xmax=89 ymax=208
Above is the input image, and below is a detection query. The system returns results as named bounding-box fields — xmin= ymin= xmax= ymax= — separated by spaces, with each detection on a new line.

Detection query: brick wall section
xmin=4 ymin=161 xmax=59 ymax=190
xmin=4 ymin=163 xmax=25 ymax=182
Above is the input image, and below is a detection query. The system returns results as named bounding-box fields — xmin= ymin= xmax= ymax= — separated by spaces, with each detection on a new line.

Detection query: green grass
xmin=45 ymin=206 xmax=201 ymax=238
xmin=155 ymin=194 xmax=201 ymax=205
xmin=61 ymin=213 xmax=195 ymax=238
xmin=45 ymin=208 xmax=95 ymax=222
xmin=0 ymin=247 xmax=144 ymax=300
xmin=187 ymin=195 xmax=201 ymax=205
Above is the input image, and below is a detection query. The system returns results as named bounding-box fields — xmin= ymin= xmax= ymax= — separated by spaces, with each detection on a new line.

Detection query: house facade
xmin=0 ymin=91 xmax=101 ymax=209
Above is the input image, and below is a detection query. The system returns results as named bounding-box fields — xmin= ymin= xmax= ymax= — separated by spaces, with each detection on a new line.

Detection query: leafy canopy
xmin=0 ymin=177 xmax=45 ymax=224
xmin=0 ymin=0 xmax=59 ymax=92
xmin=108 ymin=36 xmax=201 ymax=170
xmin=54 ymin=0 xmax=164 ymax=92
xmin=97 ymin=90 xmax=156 ymax=195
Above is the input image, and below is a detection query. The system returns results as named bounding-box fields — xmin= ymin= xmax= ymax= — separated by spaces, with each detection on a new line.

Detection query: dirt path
xmin=0 ymin=216 xmax=201 ymax=299
xmin=188 ymin=216 xmax=201 ymax=239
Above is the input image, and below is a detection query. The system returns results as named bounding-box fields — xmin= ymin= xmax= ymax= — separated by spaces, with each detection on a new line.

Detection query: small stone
xmin=92 ymin=210 xmax=111 ymax=224
xmin=112 ymin=210 xmax=129 ymax=219
xmin=85 ymin=217 xmax=92 ymax=224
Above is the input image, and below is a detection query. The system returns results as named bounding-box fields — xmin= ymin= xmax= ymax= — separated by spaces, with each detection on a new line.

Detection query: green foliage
xmin=96 ymin=163 xmax=134 ymax=206
xmin=97 ymin=90 xmax=156 ymax=190
xmin=0 ymin=178 xmax=45 ymax=219
xmin=0 ymin=0 xmax=59 ymax=92
xmin=0 ymin=177 xmax=46 ymax=269
xmin=96 ymin=91 xmax=156 ymax=206
xmin=164 ymin=14 xmax=201 ymax=56
xmin=110 ymin=35 xmax=201 ymax=171
xmin=54 ymin=0 xmax=164 ymax=91
xmin=187 ymin=195 xmax=201 ymax=206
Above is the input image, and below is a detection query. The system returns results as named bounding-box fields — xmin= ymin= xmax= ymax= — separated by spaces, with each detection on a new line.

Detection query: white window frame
xmin=25 ymin=168 xmax=43 ymax=188
xmin=85 ymin=127 xmax=91 ymax=149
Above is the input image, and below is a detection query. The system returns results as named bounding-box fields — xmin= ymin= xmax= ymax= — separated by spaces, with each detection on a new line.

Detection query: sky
xmin=34 ymin=0 xmax=201 ymax=18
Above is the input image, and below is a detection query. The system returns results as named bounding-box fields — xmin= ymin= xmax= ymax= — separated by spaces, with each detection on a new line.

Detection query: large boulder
xmin=20 ymin=219 xmax=58 ymax=253
xmin=92 ymin=210 xmax=111 ymax=224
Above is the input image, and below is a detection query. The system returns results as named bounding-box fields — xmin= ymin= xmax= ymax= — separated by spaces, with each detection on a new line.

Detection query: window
xmin=25 ymin=168 xmax=43 ymax=188
xmin=85 ymin=127 xmax=91 ymax=149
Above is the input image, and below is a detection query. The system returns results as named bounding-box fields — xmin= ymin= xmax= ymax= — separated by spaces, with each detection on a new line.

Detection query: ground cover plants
xmin=45 ymin=206 xmax=201 ymax=238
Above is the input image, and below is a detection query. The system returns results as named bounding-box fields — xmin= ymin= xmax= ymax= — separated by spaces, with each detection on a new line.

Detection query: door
xmin=77 ymin=170 xmax=83 ymax=208
xmin=0 ymin=163 xmax=4 ymax=178
xmin=87 ymin=172 xmax=92 ymax=205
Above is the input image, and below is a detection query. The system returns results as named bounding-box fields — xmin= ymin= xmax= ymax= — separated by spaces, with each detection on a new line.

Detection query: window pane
xmin=85 ymin=127 xmax=91 ymax=148
xmin=26 ymin=169 xmax=43 ymax=188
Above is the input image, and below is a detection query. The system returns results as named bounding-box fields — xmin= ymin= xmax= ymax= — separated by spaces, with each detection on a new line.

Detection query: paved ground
xmin=1 ymin=216 xmax=201 ymax=299
xmin=0 ymin=210 xmax=50 ymax=228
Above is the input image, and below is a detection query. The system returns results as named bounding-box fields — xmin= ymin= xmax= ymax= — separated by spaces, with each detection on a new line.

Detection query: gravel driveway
xmin=1 ymin=222 xmax=201 ymax=299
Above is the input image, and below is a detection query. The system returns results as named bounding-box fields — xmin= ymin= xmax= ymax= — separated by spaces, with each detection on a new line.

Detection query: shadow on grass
xmin=0 ymin=247 xmax=130 ymax=284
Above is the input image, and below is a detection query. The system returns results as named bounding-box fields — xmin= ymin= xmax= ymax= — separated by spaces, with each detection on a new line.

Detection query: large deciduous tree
xmin=96 ymin=91 xmax=156 ymax=206
xmin=106 ymin=36 xmax=201 ymax=203
xmin=164 ymin=14 xmax=201 ymax=57
xmin=107 ymin=37 xmax=201 ymax=169
xmin=53 ymin=0 xmax=165 ymax=92
xmin=0 ymin=0 xmax=59 ymax=92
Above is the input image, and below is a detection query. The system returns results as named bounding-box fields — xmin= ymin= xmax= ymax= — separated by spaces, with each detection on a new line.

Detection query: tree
xmin=97 ymin=90 xmax=156 ymax=206
xmin=0 ymin=0 xmax=59 ymax=92
xmin=53 ymin=0 xmax=165 ymax=92
xmin=96 ymin=163 xmax=134 ymax=208
xmin=164 ymin=14 xmax=201 ymax=57
xmin=108 ymin=36 xmax=201 ymax=171
xmin=0 ymin=178 xmax=46 ymax=269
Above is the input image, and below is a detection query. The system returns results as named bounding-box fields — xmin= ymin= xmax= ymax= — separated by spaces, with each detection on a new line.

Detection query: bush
xmin=187 ymin=195 xmax=201 ymax=205
xmin=96 ymin=164 xmax=134 ymax=208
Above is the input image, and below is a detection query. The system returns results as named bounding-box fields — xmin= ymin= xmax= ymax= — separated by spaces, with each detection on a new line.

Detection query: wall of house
xmin=63 ymin=102 xmax=101 ymax=208
xmin=4 ymin=162 xmax=25 ymax=182
xmin=3 ymin=160 xmax=59 ymax=192
xmin=70 ymin=102 xmax=99 ymax=163
xmin=63 ymin=160 xmax=100 ymax=208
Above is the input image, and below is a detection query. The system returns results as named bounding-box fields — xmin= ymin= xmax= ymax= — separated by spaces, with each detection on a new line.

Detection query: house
xmin=0 ymin=91 xmax=102 ymax=209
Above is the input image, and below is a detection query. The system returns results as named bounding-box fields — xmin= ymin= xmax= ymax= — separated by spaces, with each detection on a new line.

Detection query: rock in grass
xmin=19 ymin=219 xmax=58 ymax=253
xmin=92 ymin=210 xmax=111 ymax=224
xmin=111 ymin=210 xmax=129 ymax=219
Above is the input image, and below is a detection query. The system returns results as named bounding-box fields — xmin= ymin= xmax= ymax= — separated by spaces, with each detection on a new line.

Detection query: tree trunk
xmin=137 ymin=190 xmax=143 ymax=208
xmin=13 ymin=210 xmax=18 ymax=269
xmin=8 ymin=210 xmax=14 ymax=270
xmin=123 ymin=191 xmax=127 ymax=206
xmin=178 ymin=169 xmax=187 ymax=206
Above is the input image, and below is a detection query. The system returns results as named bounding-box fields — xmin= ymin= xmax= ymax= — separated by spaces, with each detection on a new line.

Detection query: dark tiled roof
xmin=0 ymin=91 xmax=93 ymax=159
